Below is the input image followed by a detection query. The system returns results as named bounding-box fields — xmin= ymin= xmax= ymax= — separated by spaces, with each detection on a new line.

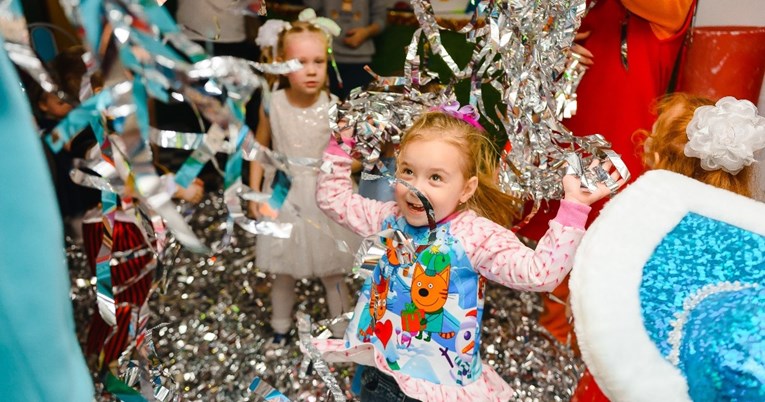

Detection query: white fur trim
xmin=569 ymin=170 xmax=765 ymax=402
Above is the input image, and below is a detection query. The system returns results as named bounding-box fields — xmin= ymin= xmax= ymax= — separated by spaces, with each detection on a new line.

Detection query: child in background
xmin=303 ymin=0 xmax=390 ymax=100
xmin=315 ymin=108 xmax=623 ymax=401
xmin=31 ymin=46 xmax=203 ymax=241
xmin=30 ymin=46 xmax=102 ymax=241
xmin=640 ymin=93 xmax=758 ymax=197
xmin=250 ymin=14 xmax=361 ymax=347
xmin=573 ymin=94 xmax=765 ymax=401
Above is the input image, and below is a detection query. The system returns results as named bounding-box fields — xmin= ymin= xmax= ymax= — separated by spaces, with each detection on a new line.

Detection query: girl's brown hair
xmin=50 ymin=45 xmax=104 ymax=104
xmin=635 ymin=92 xmax=753 ymax=197
xmin=400 ymin=112 xmax=522 ymax=226
xmin=259 ymin=21 xmax=330 ymax=92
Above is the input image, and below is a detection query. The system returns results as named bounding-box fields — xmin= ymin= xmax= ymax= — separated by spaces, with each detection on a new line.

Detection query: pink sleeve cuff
xmin=325 ymin=137 xmax=355 ymax=158
xmin=554 ymin=199 xmax=591 ymax=229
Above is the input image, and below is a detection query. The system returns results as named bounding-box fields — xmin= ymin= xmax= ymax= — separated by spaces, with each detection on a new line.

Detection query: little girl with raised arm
xmin=314 ymin=105 xmax=623 ymax=401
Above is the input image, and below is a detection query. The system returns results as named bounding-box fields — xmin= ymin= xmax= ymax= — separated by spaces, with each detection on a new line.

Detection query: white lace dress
xmin=256 ymin=90 xmax=360 ymax=278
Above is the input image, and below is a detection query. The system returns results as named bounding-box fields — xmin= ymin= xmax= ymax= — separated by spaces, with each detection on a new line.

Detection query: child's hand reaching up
xmin=326 ymin=119 xmax=355 ymax=157
xmin=174 ymin=178 xmax=205 ymax=204
xmin=563 ymin=159 xmax=625 ymax=206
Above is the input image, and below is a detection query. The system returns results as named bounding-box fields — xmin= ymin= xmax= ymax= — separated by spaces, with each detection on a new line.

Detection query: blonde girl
xmin=314 ymin=107 xmax=622 ymax=401
xmin=250 ymin=12 xmax=359 ymax=347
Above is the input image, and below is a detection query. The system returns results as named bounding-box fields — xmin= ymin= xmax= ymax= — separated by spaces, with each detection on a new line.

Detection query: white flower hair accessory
xmin=684 ymin=96 xmax=765 ymax=174
xmin=255 ymin=19 xmax=292 ymax=49
xmin=297 ymin=8 xmax=341 ymax=38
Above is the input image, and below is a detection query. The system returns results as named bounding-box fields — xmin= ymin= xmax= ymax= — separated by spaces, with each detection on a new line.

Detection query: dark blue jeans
xmin=359 ymin=367 xmax=422 ymax=402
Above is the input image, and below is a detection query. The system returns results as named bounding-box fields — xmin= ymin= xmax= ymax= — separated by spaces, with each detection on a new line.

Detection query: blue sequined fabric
xmin=639 ymin=212 xmax=765 ymax=399
xmin=681 ymin=286 xmax=765 ymax=401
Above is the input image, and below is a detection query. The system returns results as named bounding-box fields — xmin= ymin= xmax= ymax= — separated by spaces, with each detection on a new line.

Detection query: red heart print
xmin=374 ymin=319 xmax=393 ymax=347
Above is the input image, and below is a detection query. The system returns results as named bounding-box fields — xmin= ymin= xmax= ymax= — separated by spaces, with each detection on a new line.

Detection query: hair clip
xmin=255 ymin=19 xmax=291 ymax=50
xmin=684 ymin=96 xmax=765 ymax=174
xmin=297 ymin=8 xmax=341 ymax=38
xmin=431 ymin=101 xmax=485 ymax=131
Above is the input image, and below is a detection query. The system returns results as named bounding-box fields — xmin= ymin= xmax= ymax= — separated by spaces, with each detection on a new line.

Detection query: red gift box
xmin=401 ymin=303 xmax=425 ymax=333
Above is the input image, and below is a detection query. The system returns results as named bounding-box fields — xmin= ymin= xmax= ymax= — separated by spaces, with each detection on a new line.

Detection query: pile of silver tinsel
xmin=68 ymin=192 xmax=582 ymax=402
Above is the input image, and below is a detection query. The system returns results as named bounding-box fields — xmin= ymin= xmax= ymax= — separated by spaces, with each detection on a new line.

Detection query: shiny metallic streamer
xmin=354 ymin=228 xmax=417 ymax=277
xmin=329 ymin=0 xmax=624 ymax=211
xmin=50 ymin=0 xmax=316 ymax=252
xmin=297 ymin=313 xmax=346 ymax=402
xmin=327 ymin=87 xmax=443 ymax=173
xmin=27 ymin=0 xmax=593 ymax=399
xmin=224 ymin=181 xmax=293 ymax=239
xmin=312 ymin=0 xmax=597 ymax=397
xmin=0 ymin=2 xmax=60 ymax=94
xmin=65 ymin=190 xmax=581 ymax=401
xmin=248 ymin=58 xmax=303 ymax=76
xmin=3 ymin=41 xmax=59 ymax=93
xmin=403 ymin=0 xmax=626 ymax=206
xmin=70 ymin=157 xmax=124 ymax=194
xmin=150 ymin=128 xmax=206 ymax=150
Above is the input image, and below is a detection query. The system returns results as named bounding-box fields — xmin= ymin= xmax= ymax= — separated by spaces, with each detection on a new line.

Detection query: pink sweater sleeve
xmin=316 ymin=153 xmax=398 ymax=237
xmin=464 ymin=201 xmax=589 ymax=292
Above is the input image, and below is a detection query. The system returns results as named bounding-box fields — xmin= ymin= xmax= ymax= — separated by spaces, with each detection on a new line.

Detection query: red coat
xmin=517 ymin=0 xmax=693 ymax=240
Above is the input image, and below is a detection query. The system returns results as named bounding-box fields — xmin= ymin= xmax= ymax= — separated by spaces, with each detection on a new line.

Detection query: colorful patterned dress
xmin=313 ymin=151 xmax=592 ymax=401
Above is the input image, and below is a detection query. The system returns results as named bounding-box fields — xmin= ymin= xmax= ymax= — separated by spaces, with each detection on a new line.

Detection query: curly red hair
xmin=635 ymin=93 xmax=753 ymax=197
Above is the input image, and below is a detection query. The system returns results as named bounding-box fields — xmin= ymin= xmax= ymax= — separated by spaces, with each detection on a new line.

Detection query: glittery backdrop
xmin=68 ymin=192 xmax=582 ymax=401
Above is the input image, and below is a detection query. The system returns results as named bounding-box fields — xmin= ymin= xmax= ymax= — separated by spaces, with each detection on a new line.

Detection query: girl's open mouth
xmin=407 ymin=202 xmax=425 ymax=213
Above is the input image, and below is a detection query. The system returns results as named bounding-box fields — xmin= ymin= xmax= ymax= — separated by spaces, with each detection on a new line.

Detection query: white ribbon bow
xmin=298 ymin=8 xmax=341 ymax=38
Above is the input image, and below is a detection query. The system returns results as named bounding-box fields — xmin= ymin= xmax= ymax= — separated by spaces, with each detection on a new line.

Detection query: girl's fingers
xmin=575 ymin=31 xmax=591 ymax=40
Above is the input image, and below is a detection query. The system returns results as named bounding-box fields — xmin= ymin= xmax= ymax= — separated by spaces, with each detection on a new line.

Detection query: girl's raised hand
xmin=562 ymin=159 xmax=626 ymax=206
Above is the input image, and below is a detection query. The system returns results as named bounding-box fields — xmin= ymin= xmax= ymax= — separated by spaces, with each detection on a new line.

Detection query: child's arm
xmin=474 ymin=159 xmax=623 ymax=291
xmin=158 ymin=173 xmax=204 ymax=203
xmin=342 ymin=0 xmax=387 ymax=48
xmin=248 ymin=105 xmax=271 ymax=217
xmin=316 ymin=148 xmax=397 ymax=237
xmin=621 ymin=0 xmax=694 ymax=39
xmin=471 ymin=200 xmax=591 ymax=292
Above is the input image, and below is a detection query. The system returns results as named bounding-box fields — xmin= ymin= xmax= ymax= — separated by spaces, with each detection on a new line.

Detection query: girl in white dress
xmin=250 ymin=15 xmax=360 ymax=346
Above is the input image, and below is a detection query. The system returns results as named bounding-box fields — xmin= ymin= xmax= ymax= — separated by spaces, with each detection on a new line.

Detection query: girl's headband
xmin=296 ymin=8 xmax=341 ymax=38
xmin=254 ymin=8 xmax=343 ymax=86
xmin=684 ymin=96 xmax=765 ymax=175
xmin=430 ymin=101 xmax=486 ymax=131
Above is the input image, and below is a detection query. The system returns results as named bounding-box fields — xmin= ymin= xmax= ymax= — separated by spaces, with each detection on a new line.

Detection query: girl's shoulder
xmin=270 ymin=88 xmax=288 ymax=106
xmin=450 ymin=210 xmax=511 ymax=240
xmin=451 ymin=209 xmax=492 ymax=229
xmin=263 ymin=88 xmax=287 ymax=117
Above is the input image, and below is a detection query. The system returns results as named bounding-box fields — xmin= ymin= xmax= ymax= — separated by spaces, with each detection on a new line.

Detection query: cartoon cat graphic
xmin=410 ymin=249 xmax=455 ymax=342
xmin=359 ymin=275 xmax=389 ymax=342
